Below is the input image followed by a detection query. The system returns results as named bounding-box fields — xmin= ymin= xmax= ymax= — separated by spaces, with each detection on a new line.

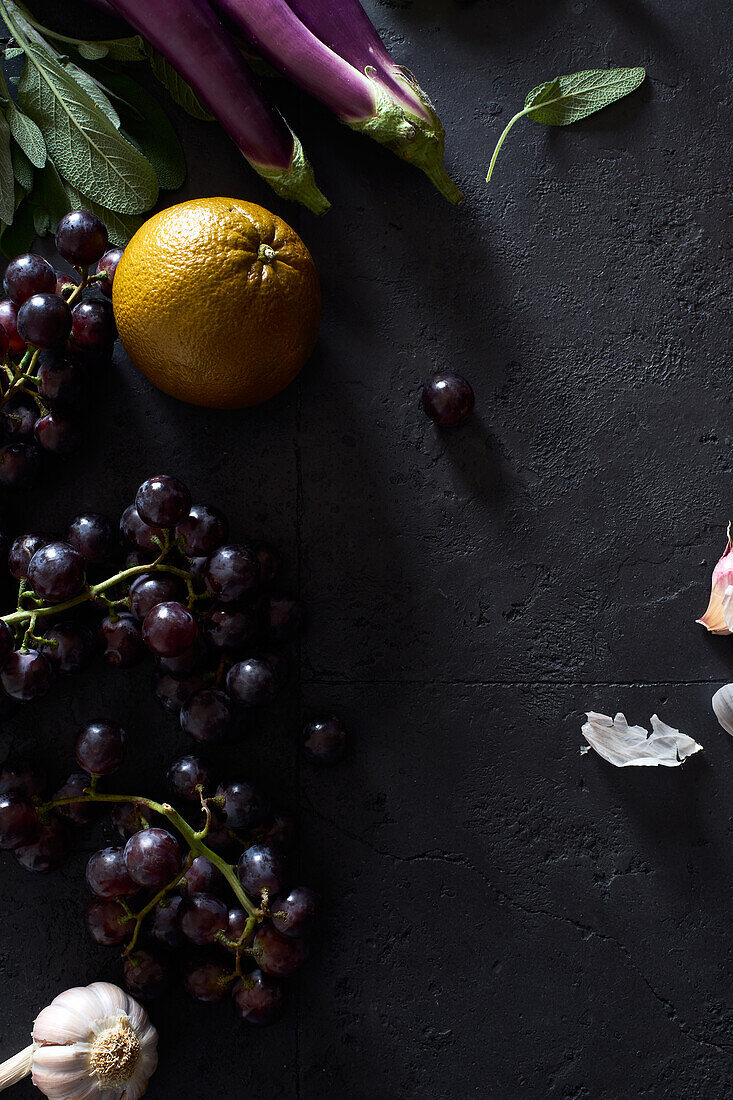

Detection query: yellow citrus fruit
xmin=112 ymin=197 xmax=321 ymax=408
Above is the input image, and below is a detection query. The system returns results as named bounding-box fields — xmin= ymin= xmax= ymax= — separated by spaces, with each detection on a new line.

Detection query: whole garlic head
xmin=31 ymin=982 xmax=157 ymax=1099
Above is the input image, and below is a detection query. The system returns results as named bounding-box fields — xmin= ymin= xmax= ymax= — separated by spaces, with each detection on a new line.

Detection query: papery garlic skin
xmin=31 ymin=982 xmax=157 ymax=1100
xmin=697 ymin=527 xmax=733 ymax=634
xmin=712 ymin=684 xmax=733 ymax=736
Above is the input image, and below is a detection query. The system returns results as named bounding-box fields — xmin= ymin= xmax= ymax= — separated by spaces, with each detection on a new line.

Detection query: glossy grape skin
xmin=71 ymin=299 xmax=116 ymax=348
xmin=124 ymin=827 xmax=182 ymax=888
xmin=34 ymin=412 xmax=81 ymax=455
xmin=182 ymin=856 xmax=225 ymax=898
xmin=226 ymin=657 xmax=277 ymax=707
xmin=180 ymin=689 xmax=234 ymax=743
xmin=14 ymin=817 xmax=70 ymax=872
xmin=167 ymin=755 xmax=215 ymax=802
xmin=0 ymin=324 xmax=7 ymax=360
xmin=204 ymin=545 xmax=260 ymax=603
xmin=97 ymin=614 xmax=145 ymax=667
xmin=254 ymin=544 xmax=279 ymax=587
xmin=53 ymin=771 xmax=99 ymax=826
xmin=151 ymin=896 xmax=183 ymax=949
xmin=112 ymin=801 xmax=148 ymax=841
xmin=302 ymin=715 xmax=347 ymax=766
xmin=56 ymin=210 xmax=108 ymax=266
xmin=0 ymin=791 xmax=39 ymax=849
xmin=205 ymin=603 xmax=258 ymax=650
xmin=2 ymin=401 xmax=37 ymax=440
xmin=142 ymin=601 xmax=197 ymax=658
xmin=0 ymin=649 xmax=52 ymax=701
xmin=130 ymin=574 xmax=183 ymax=621
xmin=40 ymin=621 xmax=95 ymax=673
xmin=252 ymin=925 xmax=309 ymax=978
xmin=175 ymin=503 xmax=228 ymax=557
xmin=0 ymin=298 xmax=25 ymax=353
xmin=154 ymin=671 xmax=202 ymax=714
xmin=271 ymin=887 xmax=319 ymax=939
xmin=237 ymin=844 xmax=288 ymax=900
xmin=119 ymin=504 xmax=164 ymax=553
xmin=0 ymin=760 xmax=46 ymax=797
xmin=216 ymin=781 xmax=269 ymax=831
xmin=28 ymin=541 xmax=86 ymax=602
xmin=8 ymin=533 xmax=50 ymax=580
xmin=96 ymin=248 xmax=123 ymax=297
xmin=37 ymin=353 xmax=87 ymax=411
xmin=221 ymin=908 xmax=247 ymax=954
xmin=85 ymin=898 xmax=129 ymax=945
xmin=264 ymin=594 xmax=303 ymax=643
xmin=75 ymin=720 xmax=126 ymax=776
xmin=178 ymin=892 xmax=228 ymax=945
xmin=123 ymin=949 xmax=169 ymax=1001
xmin=183 ymin=955 xmax=233 ymax=1003
xmin=421 ymin=373 xmax=475 ymax=427
xmin=0 ymin=619 xmax=13 ymax=666
xmin=85 ymin=846 xmax=138 ymax=898
xmin=17 ymin=293 xmax=71 ymax=349
xmin=67 ymin=512 xmax=117 ymax=563
xmin=4 ymin=254 xmax=56 ymax=305
xmin=232 ymin=970 xmax=284 ymax=1025
xmin=0 ymin=442 xmax=41 ymax=490
xmin=136 ymin=475 xmax=191 ymax=528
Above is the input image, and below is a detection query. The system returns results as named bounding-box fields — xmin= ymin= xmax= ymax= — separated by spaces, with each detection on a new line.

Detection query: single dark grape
xmin=53 ymin=771 xmax=99 ymax=826
xmin=205 ymin=603 xmax=258 ymax=650
xmin=264 ymin=594 xmax=303 ymax=643
xmin=216 ymin=781 xmax=269 ymax=831
xmin=156 ymin=636 xmax=209 ymax=679
xmin=17 ymin=293 xmax=71 ymax=349
xmin=28 ymin=541 xmax=86 ymax=603
xmin=75 ymin=720 xmax=126 ymax=776
xmin=180 ymin=689 xmax=234 ymax=743
xmin=34 ymin=412 xmax=81 ymax=455
xmin=154 ymin=671 xmax=202 ymax=714
xmin=0 ymin=443 xmax=41 ymax=490
xmin=0 ymin=760 xmax=46 ymax=798
xmin=37 ymin=353 xmax=87 ymax=411
xmin=67 ymin=512 xmax=117 ymax=564
xmin=0 ymin=324 xmax=7 ymax=360
xmin=97 ymin=614 xmax=145 ymax=667
xmin=136 ymin=475 xmax=191 ymax=528
xmin=124 ymin=827 xmax=182 ymax=888
xmin=119 ymin=505 xmax=164 ymax=553
xmin=175 ymin=503 xmax=228 ymax=557
xmin=143 ymin=601 xmax=198 ymax=658
xmin=252 ymin=924 xmax=309 ymax=977
xmin=151 ymin=896 xmax=183 ymax=949
xmin=4 ymin=254 xmax=56 ymax=305
xmin=112 ymin=801 xmax=149 ymax=841
xmin=71 ymin=299 xmax=116 ymax=348
xmin=39 ymin=621 xmax=95 ymax=673
xmin=0 ymin=298 xmax=24 ymax=353
xmin=237 ymin=844 xmax=288 ymax=900
xmin=183 ymin=955 xmax=233 ymax=1003
xmin=129 ymin=574 xmax=184 ymax=621
xmin=178 ymin=892 xmax=228 ymax=945
xmin=221 ymin=908 xmax=247 ymax=954
xmin=96 ymin=248 xmax=123 ymax=298
xmin=254 ymin=544 xmax=279 ymax=587
xmin=0 ymin=649 xmax=51 ymax=701
xmin=85 ymin=898 xmax=129 ymax=945
xmin=302 ymin=715 xmax=347 ymax=766
xmin=232 ymin=970 xmax=284 ymax=1025
xmin=183 ymin=856 xmax=226 ymax=898
xmin=204 ymin=545 xmax=260 ymax=603
xmin=56 ymin=210 xmax=108 ymax=267
xmin=254 ymin=811 xmax=296 ymax=854
xmin=271 ymin=887 xmax=320 ymax=939
xmin=8 ymin=533 xmax=50 ymax=580
xmin=14 ymin=817 xmax=70 ymax=872
xmin=85 ymin=846 xmax=138 ymax=898
xmin=0 ymin=620 xmax=13 ymax=666
xmin=0 ymin=791 xmax=39 ymax=849
xmin=226 ymin=657 xmax=277 ymax=706
xmin=2 ymin=401 xmax=37 ymax=440
xmin=421 ymin=373 xmax=475 ymax=427
xmin=123 ymin=949 xmax=169 ymax=1001
xmin=167 ymin=755 xmax=215 ymax=802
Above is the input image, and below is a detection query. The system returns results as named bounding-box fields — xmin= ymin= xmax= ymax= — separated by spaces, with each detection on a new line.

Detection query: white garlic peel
xmin=0 ymin=982 xmax=157 ymax=1099
xmin=712 ymin=684 xmax=733 ymax=737
xmin=581 ymin=711 xmax=703 ymax=768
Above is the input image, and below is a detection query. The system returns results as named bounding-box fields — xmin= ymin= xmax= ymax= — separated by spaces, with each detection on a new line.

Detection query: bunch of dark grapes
xmin=0 ymin=723 xmax=318 ymax=1025
xmin=0 ymin=210 xmax=123 ymax=490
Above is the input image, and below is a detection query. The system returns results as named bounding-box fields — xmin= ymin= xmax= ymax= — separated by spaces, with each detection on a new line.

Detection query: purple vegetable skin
xmin=211 ymin=0 xmax=461 ymax=203
xmin=107 ymin=0 xmax=328 ymax=213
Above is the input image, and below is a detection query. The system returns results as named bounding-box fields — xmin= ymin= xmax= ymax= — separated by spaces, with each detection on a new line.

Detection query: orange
xmin=112 ymin=197 xmax=321 ymax=408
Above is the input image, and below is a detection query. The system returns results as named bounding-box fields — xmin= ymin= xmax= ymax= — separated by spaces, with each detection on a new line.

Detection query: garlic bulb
xmin=0 ymin=982 xmax=157 ymax=1099
xmin=712 ymin=684 xmax=733 ymax=736
xmin=697 ymin=526 xmax=733 ymax=634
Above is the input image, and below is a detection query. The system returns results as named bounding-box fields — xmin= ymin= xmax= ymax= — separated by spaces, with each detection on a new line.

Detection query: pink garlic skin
xmin=697 ymin=533 xmax=733 ymax=634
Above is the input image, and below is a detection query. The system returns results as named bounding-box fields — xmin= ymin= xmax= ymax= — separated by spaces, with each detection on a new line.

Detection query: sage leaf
xmin=56 ymin=57 xmax=121 ymax=128
xmin=76 ymin=42 xmax=109 ymax=61
xmin=63 ymin=182 xmax=143 ymax=246
xmin=103 ymin=71 xmax=185 ymax=191
xmin=94 ymin=36 xmax=147 ymax=63
xmin=8 ymin=103 xmax=46 ymax=167
xmin=0 ymin=110 xmax=15 ymax=225
xmin=486 ymin=65 xmax=646 ymax=183
xmin=0 ymin=199 xmax=34 ymax=257
xmin=10 ymin=140 xmax=34 ymax=191
xmin=29 ymin=160 xmax=70 ymax=233
xmin=147 ymin=48 xmax=213 ymax=121
xmin=4 ymin=46 xmax=22 ymax=60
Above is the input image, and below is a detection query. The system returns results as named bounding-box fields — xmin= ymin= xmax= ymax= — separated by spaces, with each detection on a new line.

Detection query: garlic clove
xmin=697 ymin=526 xmax=733 ymax=634
xmin=31 ymin=1044 xmax=95 ymax=1097
xmin=712 ymin=684 xmax=733 ymax=736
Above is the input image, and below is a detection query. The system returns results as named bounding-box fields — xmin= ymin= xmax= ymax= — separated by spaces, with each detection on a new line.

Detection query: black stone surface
xmin=0 ymin=0 xmax=731 ymax=1096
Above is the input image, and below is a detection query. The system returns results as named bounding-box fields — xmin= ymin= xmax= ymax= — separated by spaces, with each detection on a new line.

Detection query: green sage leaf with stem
xmin=0 ymin=109 xmax=14 ymax=225
xmin=10 ymin=140 xmax=34 ymax=191
xmin=8 ymin=102 xmax=46 ymax=166
xmin=486 ymin=65 xmax=646 ymax=183
xmin=102 ymin=71 xmax=185 ymax=191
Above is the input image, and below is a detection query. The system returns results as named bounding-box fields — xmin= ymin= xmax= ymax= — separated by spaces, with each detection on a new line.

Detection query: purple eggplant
xmin=107 ymin=0 xmax=329 ymax=213
xmin=211 ymin=0 xmax=461 ymax=204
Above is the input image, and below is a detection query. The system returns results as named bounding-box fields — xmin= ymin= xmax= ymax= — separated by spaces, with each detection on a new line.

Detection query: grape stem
xmin=122 ymin=852 xmax=193 ymax=957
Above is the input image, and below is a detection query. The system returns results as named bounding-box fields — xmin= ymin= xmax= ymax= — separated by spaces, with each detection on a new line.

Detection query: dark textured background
xmin=0 ymin=0 xmax=731 ymax=1096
